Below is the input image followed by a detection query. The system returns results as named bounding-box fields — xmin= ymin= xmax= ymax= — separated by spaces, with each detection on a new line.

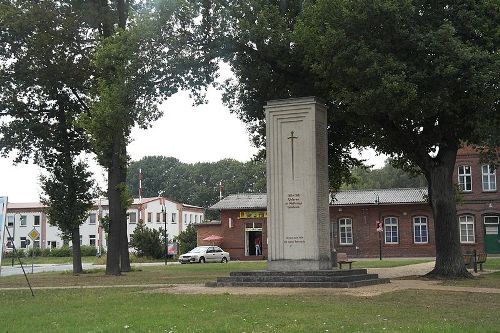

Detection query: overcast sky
xmin=1 ymin=86 xmax=386 ymax=203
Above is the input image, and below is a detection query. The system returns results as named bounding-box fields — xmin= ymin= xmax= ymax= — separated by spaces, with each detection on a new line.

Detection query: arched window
xmin=459 ymin=215 xmax=475 ymax=243
xmin=413 ymin=216 xmax=428 ymax=244
xmin=384 ymin=217 xmax=399 ymax=244
xmin=338 ymin=218 xmax=353 ymax=245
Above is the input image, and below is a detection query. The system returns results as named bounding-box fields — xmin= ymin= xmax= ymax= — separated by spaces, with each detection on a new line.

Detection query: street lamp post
xmin=375 ymin=194 xmax=383 ymax=261
xmin=11 ymin=213 xmax=19 ymax=267
xmin=161 ymin=204 xmax=168 ymax=266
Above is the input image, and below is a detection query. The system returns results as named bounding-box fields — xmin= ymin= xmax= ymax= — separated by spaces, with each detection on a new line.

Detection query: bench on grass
xmin=463 ymin=252 xmax=488 ymax=272
xmin=337 ymin=252 xmax=355 ymax=269
xmin=476 ymin=252 xmax=488 ymax=271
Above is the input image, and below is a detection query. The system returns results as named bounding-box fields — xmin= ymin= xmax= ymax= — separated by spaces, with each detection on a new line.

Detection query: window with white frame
xmin=338 ymin=218 xmax=353 ymax=245
xmin=129 ymin=212 xmax=137 ymax=224
xmin=413 ymin=216 xmax=428 ymax=244
xmin=89 ymin=213 xmax=96 ymax=225
xmin=190 ymin=214 xmax=193 ymax=223
xmin=156 ymin=212 xmax=161 ymax=223
xmin=384 ymin=217 xmax=399 ymax=244
xmin=21 ymin=237 xmax=27 ymax=248
xmin=459 ymin=215 xmax=475 ymax=243
xmin=7 ymin=215 xmax=14 ymax=227
xmin=89 ymin=235 xmax=96 ymax=246
xmin=34 ymin=215 xmax=40 ymax=226
xmin=184 ymin=213 xmax=187 ymax=225
xmin=195 ymin=215 xmax=198 ymax=223
xmin=20 ymin=215 xmax=27 ymax=227
xmin=458 ymin=165 xmax=472 ymax=192
xmin=482 ymin=165 xmax=497 ymax=191
xmin=147 ymin=212 xmax=152 ymax=223
xmin=484 ymin=216 xmax=500 ymax=236
xmin=171 ymin=212 xmax=177 ymax=223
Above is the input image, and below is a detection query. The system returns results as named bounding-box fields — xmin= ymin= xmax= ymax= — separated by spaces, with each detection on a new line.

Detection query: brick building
xmin=202 ymin=148 xmax=500 ymax=259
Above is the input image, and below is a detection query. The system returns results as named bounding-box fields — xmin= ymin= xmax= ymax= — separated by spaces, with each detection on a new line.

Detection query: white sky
xmin=1 ymin=86 xmax=386 ymax=203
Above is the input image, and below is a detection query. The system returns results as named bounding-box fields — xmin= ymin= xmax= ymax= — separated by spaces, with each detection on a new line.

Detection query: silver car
xmin=178 ymin=246 xmax=230 ymax=264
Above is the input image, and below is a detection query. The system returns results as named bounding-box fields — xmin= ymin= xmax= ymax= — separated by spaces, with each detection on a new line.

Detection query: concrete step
xmin=229 ymin=269 xmax=368 ymax=277
xmin=216 ymin=273 xmax=380 ymax=283
xmin=207 ymin=278 xmax=390 ymax=288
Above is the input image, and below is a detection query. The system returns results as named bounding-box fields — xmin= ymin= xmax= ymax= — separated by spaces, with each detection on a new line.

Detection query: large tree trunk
xmin=71 ymin=228 xmax=83 ymax=274
xmin=425 ymin=144 xmax=473 ymax=278
xmin=106 ymin=137 xmax=122 ymax=275
xmin=120 ymin=156 xmax=131 ymax=272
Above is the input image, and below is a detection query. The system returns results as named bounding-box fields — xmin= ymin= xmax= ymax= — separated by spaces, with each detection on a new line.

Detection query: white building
xmin=4 ymin=197 xmax=204 ymax=252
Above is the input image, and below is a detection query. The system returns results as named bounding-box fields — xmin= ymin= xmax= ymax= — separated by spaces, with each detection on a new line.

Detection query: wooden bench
xmin=337 ymin=252 xmax=355 ymax=269
xmin=463 ymin=252 xmax=488 ymax=272
xmin=476 ymin=252 xmax=487 ymax=271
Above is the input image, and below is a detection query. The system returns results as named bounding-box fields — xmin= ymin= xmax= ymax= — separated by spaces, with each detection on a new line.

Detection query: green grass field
xmin=1 ymin=259 xmax=500 ymax=332
xmin=1 ymin=287 xmax=499 ymax=332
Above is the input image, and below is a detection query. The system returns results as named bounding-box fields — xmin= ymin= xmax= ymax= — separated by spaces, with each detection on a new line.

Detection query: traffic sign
xmin=28 ymin=228 xmax=40 ymax=240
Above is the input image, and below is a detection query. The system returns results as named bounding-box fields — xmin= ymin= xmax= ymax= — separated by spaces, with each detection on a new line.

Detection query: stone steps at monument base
xmin=229 ymin=269 xmax=368 ymax=277
xmin=216 ymin=273 xmax=380 ymax=283
xmin=206 ymin=278 xmax=390 ymax=288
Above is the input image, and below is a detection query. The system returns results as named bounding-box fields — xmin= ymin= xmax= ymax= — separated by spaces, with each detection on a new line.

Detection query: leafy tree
xmin=0 ymin=0 xmax=94 ymax=274
xmin=126 ymin=157 xmax=266 ymax=215
xmin=342 ymin=159 xmax=427 ymax=190
xmin=174 ymin=224 xmax=197 ymax=255
xmin=40 ymin=161 xmax=94 ymax=273
xmin=185 ymin=0 xmax=499 ymax=278
xmin=295 ymin=0 xmax=499 ymax=278
xmin=130 ymin=220 xmax=164 ymax=259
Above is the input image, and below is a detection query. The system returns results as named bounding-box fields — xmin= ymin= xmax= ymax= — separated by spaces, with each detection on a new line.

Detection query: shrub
xmin=27 ymin=247 xmax=42 ymax=257
xmin=41 ymin=248 xmax=51 ymax=257
xmin=174 ymin=224 xmax=197 ymax=255
xmin=130 ymin=221 xmax=164 ymax=259
xmin=49 ymin=246 xmax=72 ymax=257
xmin=80 ymin=245 xmax=97 ymax=257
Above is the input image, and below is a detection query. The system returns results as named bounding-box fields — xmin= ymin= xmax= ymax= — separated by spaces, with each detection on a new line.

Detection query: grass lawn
xmin=0 ymin=262 xmax=267 ymax=288
xmin=1 ymin=287 xmax=499 ymax=332
xmin=353 ymin=259 xmax=433 ymax=268
xmin=1 ymin=260 xmax=500 ymax=332
xmin=0 ymin=260 xmax=434 ymax=289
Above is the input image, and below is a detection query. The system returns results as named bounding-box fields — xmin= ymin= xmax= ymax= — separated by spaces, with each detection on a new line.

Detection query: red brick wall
xmin=330 ymin=203 xmax=436 ymax=257
xmin=200 ymin=147 xmax=498 ymax=258
xmin=196 ymin=210 xmax=267 ymax=261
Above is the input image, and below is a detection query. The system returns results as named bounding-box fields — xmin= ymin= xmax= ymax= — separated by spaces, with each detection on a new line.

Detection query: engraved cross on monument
xmin=265 ymin=97 xmax=331 ymax=271
xmin=288 ymin=131 xmax=298 ymax=179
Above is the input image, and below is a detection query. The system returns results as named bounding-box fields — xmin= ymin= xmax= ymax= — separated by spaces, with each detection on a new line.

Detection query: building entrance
xmin=244 ymin=222 xmax=262 ymax=256
xmin=484 ymin=216 xmax=500 ymax=254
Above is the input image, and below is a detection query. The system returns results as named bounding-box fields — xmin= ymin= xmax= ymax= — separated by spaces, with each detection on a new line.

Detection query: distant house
xmin=4 ymin=197 xmax=204 ymax=252
xmin=203 ymin=147 xmax=500 ymax=260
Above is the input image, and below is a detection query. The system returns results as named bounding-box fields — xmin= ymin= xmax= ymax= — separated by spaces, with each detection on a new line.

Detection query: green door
xmin=484 ymin=216 xmax=500 ymax=254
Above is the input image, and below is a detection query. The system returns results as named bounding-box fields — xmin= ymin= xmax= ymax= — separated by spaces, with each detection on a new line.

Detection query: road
xmin=0 ymin=263 xmax=100 ymax=277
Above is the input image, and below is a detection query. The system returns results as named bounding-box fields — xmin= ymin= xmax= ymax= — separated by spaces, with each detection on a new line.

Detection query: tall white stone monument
xmin=266 ymin=97 xmax=331 ymax=271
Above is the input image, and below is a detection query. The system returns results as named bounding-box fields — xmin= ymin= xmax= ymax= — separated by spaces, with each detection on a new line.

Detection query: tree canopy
xmin=342 ymin=159 xmax=427 ymax=190
xmin=187 ymin=0 xmax=499 ymax=277
xmin=127 ymin=156 xmax=266 ymax=218
xmin=0 ymin=0 xmax=95 ymax=273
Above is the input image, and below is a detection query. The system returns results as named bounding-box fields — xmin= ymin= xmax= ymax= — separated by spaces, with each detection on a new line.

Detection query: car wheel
xmin=221 ymin=257 xmax=228 ymax=263
xmin=199 ymin=257 xmax=205 ymax=263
